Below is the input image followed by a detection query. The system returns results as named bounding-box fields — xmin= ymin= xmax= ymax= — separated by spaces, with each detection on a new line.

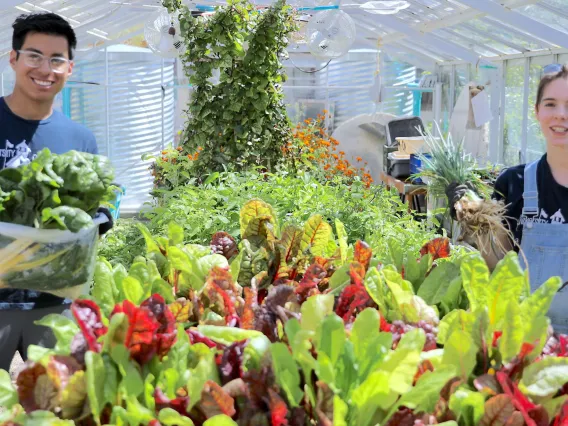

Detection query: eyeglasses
xmin=17 ymin=50 xmax=71 ymax=74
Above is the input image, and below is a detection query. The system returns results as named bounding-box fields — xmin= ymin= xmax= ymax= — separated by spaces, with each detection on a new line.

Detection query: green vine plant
xmin=164 ymin=0 xmax=297 ymax=181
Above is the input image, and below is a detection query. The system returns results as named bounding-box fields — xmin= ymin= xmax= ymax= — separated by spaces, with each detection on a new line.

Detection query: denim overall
xmin=520 ymin=160 xmax=568 ymax=333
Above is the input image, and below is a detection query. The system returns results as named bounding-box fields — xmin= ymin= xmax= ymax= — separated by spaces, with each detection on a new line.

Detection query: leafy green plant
xmin=162 ymin=0 xmax=296 ymax=181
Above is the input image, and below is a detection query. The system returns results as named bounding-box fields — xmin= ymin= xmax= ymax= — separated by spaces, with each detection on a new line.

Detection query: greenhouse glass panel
xmin=432 ymin=29 xmax=498 ymax=57
xmin=454 ymin=64 xmax=469 ymax=106
xmin=449 ymin=27 xmax=519 ymax=55
xmin=527 ymin=54 xmax=554 ymax=163
xmin=503 ymin=59 xmax=525 ymax=166
xmin=479 ymin=18 xmax=548 ymax=51
xmin=518 ymin=4 xmax=568 ymax=36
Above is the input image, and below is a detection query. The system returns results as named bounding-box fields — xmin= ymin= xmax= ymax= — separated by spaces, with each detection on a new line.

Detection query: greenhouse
xmin=0 ymin=0 xmax=568 ymax=424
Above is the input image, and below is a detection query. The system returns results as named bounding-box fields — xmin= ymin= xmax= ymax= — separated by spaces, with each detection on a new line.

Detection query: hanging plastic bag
xmin=0 ymin=213 xmax=108 ymax=299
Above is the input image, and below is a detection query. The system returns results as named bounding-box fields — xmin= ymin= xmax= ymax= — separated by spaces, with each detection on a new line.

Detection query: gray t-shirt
xmin=0 ymin=96 xmax=98 ymax=310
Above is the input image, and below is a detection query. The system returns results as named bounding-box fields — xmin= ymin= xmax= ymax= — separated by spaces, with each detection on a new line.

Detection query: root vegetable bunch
xmin=416 ymin=126 xmax=513 ymax=254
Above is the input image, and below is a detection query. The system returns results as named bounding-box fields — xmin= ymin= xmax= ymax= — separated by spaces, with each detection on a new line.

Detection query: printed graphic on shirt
xmin=2 ymin=140 xmax=33 ymax=169
xmin=520 ymin=208 xmax=566 ymax=226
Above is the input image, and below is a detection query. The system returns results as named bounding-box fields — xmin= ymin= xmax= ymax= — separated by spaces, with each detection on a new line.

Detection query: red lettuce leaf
xmin=211 ymin=231 xmax=238 ymax=260
xmin=198 ymin=380 xmax=236 ymax=418
xmin=219 ymin=340 xmax=248 ymax=385
xmin=154 ymin=388 xmax=190 ymax=416
xmin=141 ymin=294 xmax=177 ymax=359
xmin=16 ymin=362 xmax=47 ymax=412
xmin=71 ymin=299 xmax=108 ymax=352
xmin=111 ymin=294 xmax=176 ymax=365
xmin=268 ymin=388 xmax=288 ymax=426
xmin=354 ymin=240 xmax=373 ymax=271
xmin=295 ymin=263 xmax=326 ymax=304
xmin=187 ymin=329 xmax=223 ymax=349
xmin=419 ymin=237 xmax=450 ymax=261
xmin=242 ymin=287 xmax=257 ymax=330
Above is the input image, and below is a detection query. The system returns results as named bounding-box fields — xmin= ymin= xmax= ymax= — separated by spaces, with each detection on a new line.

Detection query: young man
xmin=0 ymin=12 xmax=108 ymax=371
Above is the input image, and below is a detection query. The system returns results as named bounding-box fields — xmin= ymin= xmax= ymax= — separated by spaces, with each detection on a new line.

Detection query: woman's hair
xmin=12 ymin=12 xmax=77 ymax=60
xmin=536 ymin=63 xmax=568 ymax=111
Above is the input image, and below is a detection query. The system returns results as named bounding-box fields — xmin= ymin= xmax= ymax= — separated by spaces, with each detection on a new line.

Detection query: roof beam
xmin=461 ymin=22 xmax=528 ymax=53
xmin=457 ymin=0 xmax=568 ymax=50
xmin=394 ymin=39 xmax=452 ymax=62
xmin=379 ymin=0 xmax=539 ymax=44
xmin=438 ymin=28 xmax=503 ymax=56
xmin=361 ymin=13 xmax=489 ymax=65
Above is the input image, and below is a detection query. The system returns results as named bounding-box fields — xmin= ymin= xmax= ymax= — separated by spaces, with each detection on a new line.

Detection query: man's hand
xmin=444 ymin=181 xmax=476 ymax=220
xmin=97 ymin=207 xmax=114 ymax=235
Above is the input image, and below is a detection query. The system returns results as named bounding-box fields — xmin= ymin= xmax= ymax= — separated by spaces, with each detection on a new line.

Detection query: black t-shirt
xmin=492 ymin=154 xmax=568 ymax=245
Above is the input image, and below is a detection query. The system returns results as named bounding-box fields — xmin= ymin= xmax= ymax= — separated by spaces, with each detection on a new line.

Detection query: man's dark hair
xmin=12 ymin=12 xmax=77 ymax=60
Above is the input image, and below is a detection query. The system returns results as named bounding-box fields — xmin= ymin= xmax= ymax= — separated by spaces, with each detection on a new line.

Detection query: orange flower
xmin=197 ymin=146 xmax=203 ymax=151
xmin=339 ymin=151 xmax=345 ymax=156
xmin=324 ymin=164 xmax=330 ymax=170
xmin=356 ymin=156 xmax=363 ymax=162
xmin=322 ymin=109 xmax=328 ymax=114
xmin=188 ymin=154 xmax=194 ymax=160
xmin=332 ymin=154 xmax=339 ymax=160
xmin=176 ymin=146 xmax=183 ymax=152
xmin=162 ymin=150 xmax=168 ymax=155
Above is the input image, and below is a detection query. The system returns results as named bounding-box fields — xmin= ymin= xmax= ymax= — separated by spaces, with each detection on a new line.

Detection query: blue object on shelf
xmin=109 ymin=185 xmax=126 ymax=220
xmin=410 ymin=154 xmax=431 ymax=184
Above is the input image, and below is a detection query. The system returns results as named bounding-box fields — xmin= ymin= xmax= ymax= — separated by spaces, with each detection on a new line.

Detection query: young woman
xmin=491 ymin=63 xmax=568 ymax=332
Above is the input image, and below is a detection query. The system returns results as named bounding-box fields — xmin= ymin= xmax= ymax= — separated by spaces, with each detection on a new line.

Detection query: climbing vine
xmin=164 ymin=0 xmax=296 ymax=179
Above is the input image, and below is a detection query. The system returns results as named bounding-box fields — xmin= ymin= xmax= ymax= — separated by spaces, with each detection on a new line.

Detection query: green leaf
xmin=300 ymin=294 xmax=334 ymax=340
xmin=85 ymin=351 xmax=105 ymax=421
xmin=167 ymin=246 xmax=193 ymax=275
xmin=460 ymin=255 xmax=490 ymax=312
xmin=521 ymin=276 xmax=562 ymax=324
xmin=487 ymin=252 xmax=526 ymax=326
xmin=279 ymin=224 xmax=304 ymax=264
xmin=239 ymin=198 xmax=277 ymax=238
xmin=442 ymin=329 xmax=478 ymax=380
xmin=203 ymin=415 xmax=238 ymax=426
xmin=159 ymin=408 xmax=195 ymax=425
xmin=335 ymin=219 xmax=348 ymax=263
xmin=102 ymin=354 xmax=119 ymax=408
xmin=351 ymin=371 xmax=396 ymax=426
xmin=187 ymin=347 xmax=218 ymax=410
xmin=197 ymin=325 xmax=266 ymax=346
xmin=388 ymin=365 xmax=457 ymax=419
xmin=0 ymin=369 xmax=18 ymax=409
xmin=110 ymin=344 xmax=144 ymax=398
xmin=499 ymin=299 xmax=524 ymax=364
xmin=449 ymin=388 xmax=486 ymax=426
xmin=542 ymin=395 xmax=568 ymax=420
xmin=59 ymin=371 xmax=88 ymax=419
xmin=329 ymin=264 xmax=350 ymax=291
xmin=92 ymin=260 xmax=116 ymax=316
xmin=379 ymin=329 xmax=425 ymax=394
xmin=350 ymin=308 xmax=391 ymax=380
xmin=168 ymin=221 xmax=185 ymax=246
xmin=417 ymin=262 xmax=461 ymax=305
xmin=229 ymin=251 xmax=243 ymax=283
xmin=317 ymin=314 xmax=346 ymax=365
xmin=363 ymin=267 xmax=385 ymax=312
xmin=121 ymin=276 xmax=144 ymax=305
xmin=33 ymin=314 xmax=79 ymax=354
xmin=137 ymin=222 xmax=162 ymax=254
xmin=333 ymin=396 xmax=349 ymax=426
xmin=520 ymin=357 xmax=568 ymax=398
xmin=301 ymin=215 xmax=332 ymax=257
xmin=271 ymin=342 xmax=304 ymax=407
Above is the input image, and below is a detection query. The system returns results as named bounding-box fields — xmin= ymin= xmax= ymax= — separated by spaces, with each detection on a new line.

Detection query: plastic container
xmin=0 ymin=214 xmax=108 ymax=298
xmin=109 ymin=185 xmax=126 ymax=221
xmin=386 ymin=116 xmax=425 ymax=146
xmin=387 ymin=152 xmax=410 ymax=179
xmin=410 ymin=153 xmax=432 ymax=183
xmin=396 ymin=136 xmax=425 ymax=155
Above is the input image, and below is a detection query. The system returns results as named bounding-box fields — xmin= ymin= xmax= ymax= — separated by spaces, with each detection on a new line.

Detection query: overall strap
xmin=522 ymin=160 xmax=540 ymax=216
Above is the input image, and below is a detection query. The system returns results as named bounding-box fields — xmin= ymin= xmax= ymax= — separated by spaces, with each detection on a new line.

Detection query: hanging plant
xmin=161 ymin=0 xmax=297 ymax=183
